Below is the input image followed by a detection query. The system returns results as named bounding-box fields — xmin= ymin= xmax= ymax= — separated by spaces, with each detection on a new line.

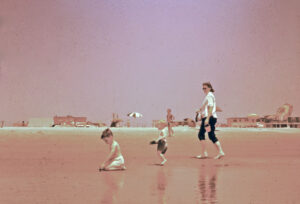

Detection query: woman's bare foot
xmin=196 ymin=151 xmax=208 ymax=159
xmin=214 ymin=152 xmax=225 ymax=159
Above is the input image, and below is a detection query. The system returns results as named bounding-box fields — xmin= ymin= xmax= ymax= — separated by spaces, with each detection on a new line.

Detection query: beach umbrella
xmin=127 ymin=112 xmax=143 ymax=118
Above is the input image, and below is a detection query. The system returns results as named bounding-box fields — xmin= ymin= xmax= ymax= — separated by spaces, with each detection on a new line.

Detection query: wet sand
xmin=0 ymin=127 xmax=299 ymax=204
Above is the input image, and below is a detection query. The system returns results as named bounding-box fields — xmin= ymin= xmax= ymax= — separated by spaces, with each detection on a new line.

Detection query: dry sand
xmin=0 ymin=127 xmax=299 ymax=204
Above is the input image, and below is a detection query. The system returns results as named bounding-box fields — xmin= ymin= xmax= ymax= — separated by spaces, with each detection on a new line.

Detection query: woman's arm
xmin=197 ymin=101 xmax=208 ymax=113
xmin=205 ymin=106 xmax=213 ymax=125
xmin=205 ymin=95 xmax=214 ymax=124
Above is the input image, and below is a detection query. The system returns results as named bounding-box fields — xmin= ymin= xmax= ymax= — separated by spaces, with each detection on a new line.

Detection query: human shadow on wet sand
xmin=148 ymin=163 xmax=166 ymax=166
xmin=191 ymin=156 xmax=214 ymax=159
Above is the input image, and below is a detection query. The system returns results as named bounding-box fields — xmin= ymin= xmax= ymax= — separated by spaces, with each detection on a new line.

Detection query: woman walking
xmin=196 ymin=82 xmax=225 ymax=159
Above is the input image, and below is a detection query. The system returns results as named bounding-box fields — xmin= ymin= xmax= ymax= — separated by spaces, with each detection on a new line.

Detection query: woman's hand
xmin=204 ymin=118 xmax=209 ymax=125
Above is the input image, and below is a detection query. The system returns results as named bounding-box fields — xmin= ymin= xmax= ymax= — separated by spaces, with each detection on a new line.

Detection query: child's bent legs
xmin=157 ymin=151 xmax=166 ymax=161
xmin=157 ymin=151 xmax=167 ymax=165
xmin=104 ymin=157 xmax=126 ymax=171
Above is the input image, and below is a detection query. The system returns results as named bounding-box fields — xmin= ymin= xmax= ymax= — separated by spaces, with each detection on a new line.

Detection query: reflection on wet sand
xmin=156 ymin=168 xmax=167 ymax=204
xmin=150 ymin=167 xmax=169 ymax=204
xmin=198 ymin=163 xmax=218 ymax=204
xmin=100 ymin=172 xmax=125 ymax=204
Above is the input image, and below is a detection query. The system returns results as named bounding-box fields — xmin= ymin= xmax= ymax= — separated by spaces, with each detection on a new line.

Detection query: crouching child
xmin=99 ymin=128 xmax=126 ymax=171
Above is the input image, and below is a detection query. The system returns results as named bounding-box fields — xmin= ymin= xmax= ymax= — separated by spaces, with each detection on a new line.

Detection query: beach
xmin=0 ymin=127 xmax=299 ymax=204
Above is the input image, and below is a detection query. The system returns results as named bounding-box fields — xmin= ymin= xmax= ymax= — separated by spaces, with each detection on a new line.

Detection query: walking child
xmin=150 ymin=121 xmax=168 ymax=165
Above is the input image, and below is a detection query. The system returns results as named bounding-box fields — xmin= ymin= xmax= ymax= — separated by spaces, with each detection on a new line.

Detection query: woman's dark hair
xmin=101 ymin=128 xmax=113 ymax=139
xmin=203 ymin=82 xmax=215 ymax=92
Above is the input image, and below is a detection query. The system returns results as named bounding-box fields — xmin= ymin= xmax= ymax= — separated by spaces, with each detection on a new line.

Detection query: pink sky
xmin=0 ymin=0 xmax=299 ymax=125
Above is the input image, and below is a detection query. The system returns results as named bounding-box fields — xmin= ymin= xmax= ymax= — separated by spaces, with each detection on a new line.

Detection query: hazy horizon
xmin=1 ymin=0 xmax=299 ymax=125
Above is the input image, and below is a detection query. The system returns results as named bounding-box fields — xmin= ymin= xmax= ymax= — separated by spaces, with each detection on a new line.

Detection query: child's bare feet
xmin=160 ymin=159 xmax=167 ymax=166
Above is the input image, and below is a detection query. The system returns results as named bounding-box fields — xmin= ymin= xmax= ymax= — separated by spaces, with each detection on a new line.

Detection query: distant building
xmin=256 ymin=116 xmax=300 ymax=128
xmin=28 ymin=118 xmax=54 ymax=127
xmin=227 ymin=114 xmax=260 ymax=128
xmin=53 ymin=115 xmax=87 ymax=127
xmin=227 ymin=104 xmax=300 ymax=128
xmin=255 ymin=104 xmax=298 ymax=128
xmin=152 ymin=119 xmax=196 ymax=127
xmin=216 ymin=123 xmax=228 ymax=127
xmin=97 ymin=121 xmax=107 ymax=127
xmin=13 ymin=121 xmax=28 ymax=127
xmin=288 ymin=117 xmax=300 ymax=128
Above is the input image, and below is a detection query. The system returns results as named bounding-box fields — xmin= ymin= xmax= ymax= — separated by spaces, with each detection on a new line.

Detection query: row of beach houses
xmin=227 ymin=104 xmax=300 ymax=128
xmin=10 ymin=115 xmax=105 ymax=128
xmin=2 ymin=104 xmax=299 ymax=128
xmin=227 ymin=115 xmax=300 ymax=128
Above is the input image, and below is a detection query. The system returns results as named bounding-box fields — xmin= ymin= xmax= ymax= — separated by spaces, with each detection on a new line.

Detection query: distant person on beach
xmin=196 ymin=82 xmax=225 ymax=159
xmin=150 ymin=121 xmax=168 ymax=165
xmin=99 ymin=128 xmax=126 ymax=171
xmin=166 ymin=108 xmax=175 ymax=137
